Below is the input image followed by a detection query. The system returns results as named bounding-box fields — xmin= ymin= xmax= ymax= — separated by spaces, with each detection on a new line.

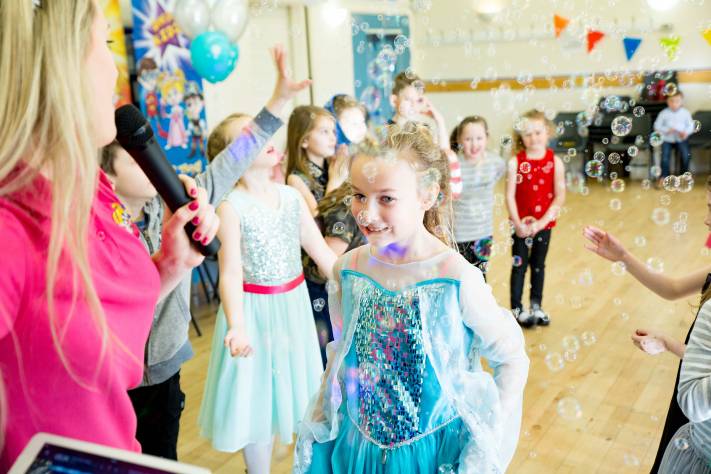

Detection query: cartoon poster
xmin=130 ymin=0 xmax=208 ymax=175
xmin=102 ymin=0 xmax=132 ymax=107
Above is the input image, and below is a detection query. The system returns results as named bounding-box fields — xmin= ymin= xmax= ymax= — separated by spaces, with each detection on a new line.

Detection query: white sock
xmin=243 ymin=440 xmax=274 ymax=474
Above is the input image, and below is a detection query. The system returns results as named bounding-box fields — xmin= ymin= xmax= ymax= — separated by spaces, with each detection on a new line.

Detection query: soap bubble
xmin=581 ymin=331 xmax=597 ymax=346
xmin=564 ymin=350 xmax=577 ymax=362
xmin=646 ymin=257 xmax=664 ymax=273
xmin=545 ymin=352 xmax=564 ymax=372
xmin=663 ymin=82 xmax=678 ymax=96
xmin=562 ymin=335 xmax=581 ymax=352
xmin=633 ymin=106 xmax=645 ymax=117
xmin=593 ymin=151 xmax=606 ymax=161
xmin=634 ymin=235 xmax=646 ymax=247
xmin=611 ymin=179 xmax=625 ymax=193
xmin=611 ymin=116 xmax=633 ymax=136
xmin=332 ymin=222 xmax=345 ymax=235
xmin=608 ymin=152 xmax=621 ymax=165
xmin=651 ymin=207 xmax=670 ymax=225
xmin=513 ymin=255 xmax=523 ymax=267
xmin=557 ymin=397 xmax=583 ymax=420
xmin=585 ymin=159 xmax=604 ymax=178
xmin=662 ymin=176 xmax=679 ymax=192
xmin=674 ymin=437 xmax=690 ymax=451
xmin=623 ymin=453 xmax=640 ymax=467
xmin=678 ymin=173 xmax=694 ymax=193
xmin=650 ymin=132 xmax=663 ymax=147
xmin=609 ymin=198 xmax=622 ymax=211
xmin=611 ymin=261 xmax=627 ymax=275
xmin=520 ymin=162 xmax=531 ymax=174
xmin=627 ymin=145 xmax=638 ymax=157
xmin=312 ymin=298 xmax=326 ymax=312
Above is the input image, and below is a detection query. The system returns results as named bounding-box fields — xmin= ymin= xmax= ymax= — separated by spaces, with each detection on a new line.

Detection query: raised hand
xmin=266 ymin=44 xmax=311 ymax=116
xmin=583 ymin=225 xmax=627 ymax=262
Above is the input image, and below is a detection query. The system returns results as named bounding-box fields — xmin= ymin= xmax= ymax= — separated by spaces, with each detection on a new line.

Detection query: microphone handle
xmin=125 ymin=138 xmax=220 ymax=258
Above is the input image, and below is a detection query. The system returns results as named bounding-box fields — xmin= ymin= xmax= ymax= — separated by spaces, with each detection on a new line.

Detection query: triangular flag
xmin=587 ymin=30 xmax=605 ymax=53
xmin=623 ymin=37 xmax=642 ymax=61
xmin=660 ymin=35 xmax=681 ymax=60
xmin=703 ymin=28 xmax=711 ymax=47
xmin=554 ymin=14 xmax=570 ymax=38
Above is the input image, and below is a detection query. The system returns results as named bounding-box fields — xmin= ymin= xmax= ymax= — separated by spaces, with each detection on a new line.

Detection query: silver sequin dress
xmin=199 ymin=185 xmax=323 ymax=452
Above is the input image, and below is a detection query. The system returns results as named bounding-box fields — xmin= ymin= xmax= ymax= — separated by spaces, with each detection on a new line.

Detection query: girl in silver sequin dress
xmin=294 ymin=124 xmax=529 ymax=474
xmin=198 ymin=115 xmax=337 ymax=474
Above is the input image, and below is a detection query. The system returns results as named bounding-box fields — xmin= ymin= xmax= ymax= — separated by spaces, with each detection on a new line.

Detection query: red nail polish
xmin=202 ymin=237 xmax=208 ymax=245
xmin=192 ymin=216 xmax=200 ymax=225
xmin=190 ymin=188 xmax=198 ymax=197
xmin=194 ymin=232 xmax=201 ymax=240
xmin=189 ymin=201 xmax=199 ymax=211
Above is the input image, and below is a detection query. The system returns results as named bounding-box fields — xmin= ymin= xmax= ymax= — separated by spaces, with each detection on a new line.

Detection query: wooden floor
xmin=178 ymin=177 xmax=709 ymax=473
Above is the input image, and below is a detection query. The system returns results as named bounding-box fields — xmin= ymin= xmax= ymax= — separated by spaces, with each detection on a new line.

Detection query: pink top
xmin=0 ymin=170 xmax=160 ymax=470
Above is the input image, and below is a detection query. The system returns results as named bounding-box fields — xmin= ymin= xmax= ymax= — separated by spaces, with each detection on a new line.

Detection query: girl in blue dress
xmin=294 ymin=123 xmax=530 ymax=473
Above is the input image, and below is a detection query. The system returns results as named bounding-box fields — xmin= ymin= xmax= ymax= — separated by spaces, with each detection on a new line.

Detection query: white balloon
xmin=211 ymin=0 xmax=249 ymax=43
xmin=173 ymin=0 xmax=211 ymax=39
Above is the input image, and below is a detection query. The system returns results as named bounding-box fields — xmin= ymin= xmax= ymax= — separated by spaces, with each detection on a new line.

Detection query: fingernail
xmin=202 ymin=236 xmax=209 ymax=245
xmin=189 ymin=201 xmax=199 ymax=211
xmin=190 ymin=188 xmax=198 ymax=197
xmin=192 ymin=216 xmax=200 ymax=225
xmin=193 ymin=232 xmax=201 ymax=240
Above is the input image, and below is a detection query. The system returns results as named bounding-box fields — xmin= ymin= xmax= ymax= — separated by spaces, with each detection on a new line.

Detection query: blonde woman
xmin=0 ymin=1 xmax=218 ymax=469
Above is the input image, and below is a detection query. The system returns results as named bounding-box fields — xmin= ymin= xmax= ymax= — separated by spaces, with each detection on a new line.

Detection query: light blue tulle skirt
xmin=198 ymin=282 xmax=323 ymax=452
xmin=307 ymin=408 xmax=465 ymax=473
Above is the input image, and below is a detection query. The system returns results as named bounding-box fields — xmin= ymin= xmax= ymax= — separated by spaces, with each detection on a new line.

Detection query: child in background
xmin=294 ymin=123 xmax=529 ymax=473
xmin=286 ymin=106 xmax=349 ymax=216
xmin=389 ymin=71 xmax=462 ymax=199
xmin=506 ymin=110 xmax=566 ymax=328
xmin=654 ymin=89 xmax=696 ymax=179
xmin=450 ymin=116 xmax=505 ymax=277
xmin=304 ymin=95 xmax=370 ymax=366
xmin=98 ymin=46 xmax=305 ymax=460
xmin=198 ymin=113 xmax=337 ymax=474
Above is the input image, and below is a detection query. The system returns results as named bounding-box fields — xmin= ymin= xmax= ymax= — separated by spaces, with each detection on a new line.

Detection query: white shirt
xmin=654 ymin=106 xmax=695 ymax=143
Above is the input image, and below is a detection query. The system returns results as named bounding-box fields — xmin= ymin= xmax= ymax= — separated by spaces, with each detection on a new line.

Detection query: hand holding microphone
xmin=115 ymin=104 xmax=221 ymax=258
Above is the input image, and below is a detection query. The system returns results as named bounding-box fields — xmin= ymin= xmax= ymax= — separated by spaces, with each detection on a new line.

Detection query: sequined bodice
xmin=353 ymin=281 xmax=426 ymax=446
xmin=225 ymin=186 xmax=302 ymax=284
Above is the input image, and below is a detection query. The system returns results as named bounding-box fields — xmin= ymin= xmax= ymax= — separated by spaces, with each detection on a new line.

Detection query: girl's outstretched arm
xmin=584 ymin=225 xmax=711 ymax=300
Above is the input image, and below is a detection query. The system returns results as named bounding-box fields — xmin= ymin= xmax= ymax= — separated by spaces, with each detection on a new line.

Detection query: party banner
xmin=553 ymin=14 xmax=570 ymax=39
xmin=660 ymin=35 xmax=681 ymax=61
xmin=587 ymin=30 xmax=604 ymax=53
xmin=130 ymin=0 xmax=208 ymax=175
xmin=102 ymin=0 xmax=132 ymax=107
xmin=702 ymin=28 xmax=711 ymax=47
xmin=623 ymin=37 xmax=642 ymax=61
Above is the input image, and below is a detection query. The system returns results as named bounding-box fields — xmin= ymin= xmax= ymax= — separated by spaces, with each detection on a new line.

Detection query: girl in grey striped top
xmin=450 ymin=116 xmax=505 ymax=277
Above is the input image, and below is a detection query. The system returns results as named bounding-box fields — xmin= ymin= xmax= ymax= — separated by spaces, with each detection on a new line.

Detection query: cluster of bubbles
xmin=661 ymin=172 xmax=695 ymax=193
xmin=544 ymin=331 xmax=597 ymax=374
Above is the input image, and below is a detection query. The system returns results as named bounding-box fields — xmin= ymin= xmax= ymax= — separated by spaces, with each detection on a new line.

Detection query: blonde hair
xmin=354 ymin=123 xmax=455 ymax=247
xmin=158 ymin=69 xmax=185 ymax=100
xmin=0 ymin=0 xmax=110 ymax=386
xmin=286 ymin=105 xmax=334 ymax=187
xmin=332 ymin=94 xmax=366 ymax=120
xmin=206 ymin=112 xmax=250 ymax=162
xmin=392 ymin=70 xmax=421 ymax=96
xmin=512 ymin=109 xmax=555 ymax=155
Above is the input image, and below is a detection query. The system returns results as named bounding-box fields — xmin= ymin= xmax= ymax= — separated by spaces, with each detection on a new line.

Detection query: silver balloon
xmin=173 ymin=0 xmax=211 ymax=39
xmin=210 ymin=0 xmax=249 ymax=43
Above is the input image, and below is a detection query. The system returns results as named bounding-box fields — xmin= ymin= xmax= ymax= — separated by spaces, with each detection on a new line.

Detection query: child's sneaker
xmin=513 ymin=307 xmax=535 ymax=328
xmin=530 ymin=304 xmax=550 ymax=326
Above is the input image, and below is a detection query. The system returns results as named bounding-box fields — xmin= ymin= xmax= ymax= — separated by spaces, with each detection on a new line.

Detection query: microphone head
xmin=115 ymin=104 xmax=154 ymax=148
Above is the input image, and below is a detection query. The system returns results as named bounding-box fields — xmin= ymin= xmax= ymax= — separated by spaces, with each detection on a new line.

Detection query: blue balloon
xmin=189 ymin=31 xmax=239 ymax=83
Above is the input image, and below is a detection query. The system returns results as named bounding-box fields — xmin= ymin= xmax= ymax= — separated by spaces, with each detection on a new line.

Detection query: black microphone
xmin=115 ymin=104 xmax=220 ymax=257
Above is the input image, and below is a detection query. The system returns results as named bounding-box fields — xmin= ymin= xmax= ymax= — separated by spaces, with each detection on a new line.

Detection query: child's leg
xmin=243 ymin=439 xmax=274 ymax=474
xmin=510 ymin=235 xmax=530 ymax=310
xmin=677 ymin=140 xmax=691 ymax=174
xmin=528 ymin=229 xmax=552 ymax=308
xmin=661 ymin=142 xmax=673 ymax=177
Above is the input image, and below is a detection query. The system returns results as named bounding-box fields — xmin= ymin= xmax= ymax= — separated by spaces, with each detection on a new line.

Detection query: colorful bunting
xmin=587 ymin=30 xmax=605 ymax=53
xmin=659 ymin=35 xmax=681 ymax=60
xmin=554 ymin=14 xmax=570 ymax=38
xmin=623 ymin=37 xmax=642 ymax=61
xmin=703 ymin=28 xmax=711 ymax=47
